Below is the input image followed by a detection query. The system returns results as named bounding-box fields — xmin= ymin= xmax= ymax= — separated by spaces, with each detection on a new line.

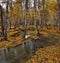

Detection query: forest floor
xmin=26 ymin=43 xmax=60 ymax=63
xmin=26 ymin=26 xmax=60 ymax=63
xmin=0 ymin=26 xmax=60 ymax=51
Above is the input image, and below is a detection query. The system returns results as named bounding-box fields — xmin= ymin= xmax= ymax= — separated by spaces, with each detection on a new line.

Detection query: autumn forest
xmin=0 ymin=0 xmax=60 ymax=63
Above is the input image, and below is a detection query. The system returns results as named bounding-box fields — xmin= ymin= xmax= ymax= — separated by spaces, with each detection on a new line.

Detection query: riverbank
xmin=26 ymin=42 xmax=60 ymax=63
xmin=0 ymin=26 xmax=60 ymax=50
xmin=26 ymin=27 xmax=60 ymax=63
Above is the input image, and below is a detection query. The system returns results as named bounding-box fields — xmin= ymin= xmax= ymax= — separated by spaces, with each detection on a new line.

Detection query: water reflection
xmin=0 ymin=39 xmax=44 ymax=63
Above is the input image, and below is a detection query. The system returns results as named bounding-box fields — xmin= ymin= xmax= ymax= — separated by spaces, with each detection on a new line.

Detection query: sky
xmin=0 ymin=0 xmax=34 ymax=8
xmin=0 ymin=0 xmax=15 ymax=8
xmin=0 ymin=0 xmax=57 ymax=8
xmin=0 ymin=0 xmax=6 ymax=8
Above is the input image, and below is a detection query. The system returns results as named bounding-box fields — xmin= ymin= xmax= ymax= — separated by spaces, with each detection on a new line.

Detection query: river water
xmin=0 ymin=40 xmax=39 ymax=63
xmin=0 ymin=38 xmax=57 ymax=63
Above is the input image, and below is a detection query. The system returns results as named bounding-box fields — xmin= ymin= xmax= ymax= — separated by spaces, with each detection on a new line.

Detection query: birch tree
xmin=23 ymin=0 xmax=29 ymax=38
xmin=34 ymin=0 xmax=39 ymax=35
xmin=3 ymin=0 xmax=9 ymax=40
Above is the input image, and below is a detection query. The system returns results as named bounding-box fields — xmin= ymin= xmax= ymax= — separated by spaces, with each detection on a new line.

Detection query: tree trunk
xmin=4 ymin=1 xmax=8 ymax=40
xmin=0 ymin=5 xmax=4 ymax=36
xmin=42 ymin=0 xmax=45 ymax=26
xmin=34 ymin=0 xmax=39 ymax=34
xmin=38 ymin=0 xmax=41 ymax=25
xmin=23 ymin=0 xmax=29 ymax=38
xmin=34 ymin=0 xmax=37 ymax=26
xmin=10 ymin=0 xmax=13 ymax=29
xmin=57 ymin=0 xmax=60 ymax=30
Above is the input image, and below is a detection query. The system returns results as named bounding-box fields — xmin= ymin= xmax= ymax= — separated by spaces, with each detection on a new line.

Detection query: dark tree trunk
xmin=4 ymin=1 xmax=9 ymax=40
xmin=57 ymin=0 xmax=60 ymax=30
xmin=0 ymin=5 xmax=4 ymax=36
xmin=10 ymin=0 xmax=13 ymax=29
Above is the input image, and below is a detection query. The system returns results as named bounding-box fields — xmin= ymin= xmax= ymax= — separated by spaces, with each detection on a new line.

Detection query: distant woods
xmin=0 ymin=0 xmax=60 ymax=40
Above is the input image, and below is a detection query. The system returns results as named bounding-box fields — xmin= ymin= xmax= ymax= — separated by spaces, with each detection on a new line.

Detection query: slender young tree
xmin=9 ymin=0 xmax=13 ymax=29
xmin=0 ymin=5 xmax=4 ymax=36
xmin=38 ymin=0 xmax=41 ymax=25
xmin=34 ymin=0 xmax=36 ymax=26
xmin=34 ymin=0 xmax=39 ymax=35
xmin=3 ymin=0 xmax=9 ymax=40
xmin=42 ymin=0 xmax=45 ymax=26
xmin=57 ymin=0 xmax=60 ymax=30
xmin=23 ymin=0 xmax=30 ymax=38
